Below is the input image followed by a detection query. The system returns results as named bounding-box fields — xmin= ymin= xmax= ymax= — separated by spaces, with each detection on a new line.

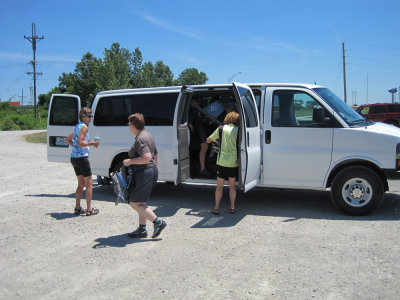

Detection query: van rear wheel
xmin=331 ymin=166 xmax=384 ymax=216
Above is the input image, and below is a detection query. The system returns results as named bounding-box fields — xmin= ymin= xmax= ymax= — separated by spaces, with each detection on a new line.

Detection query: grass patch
xmin=25 ymin=132 xmax=47 ymax=144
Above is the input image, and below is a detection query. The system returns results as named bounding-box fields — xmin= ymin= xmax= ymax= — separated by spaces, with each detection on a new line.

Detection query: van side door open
xmin=233 ymin=82 xmax=261 ymax=192
xmin=47 ymin=94 xmax=81 ymax=163
xmin=173 ymin=87 xmax=192 ymax=184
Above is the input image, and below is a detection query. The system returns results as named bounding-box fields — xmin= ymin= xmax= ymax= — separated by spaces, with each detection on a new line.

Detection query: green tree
xmin=139 ymin=61 xmax=174 ymax=87
xmin=100 ymin=43 xmax=133 ymax=90
xmin=38 ymin=43 xmax=208 ymax=106
xmin=130 ymin=47 xmax=143 ymax=88
xmin=175 ymin=68 xmax=208 ymax=85
xmin=58 ymin=52 xmax=103 ymax=106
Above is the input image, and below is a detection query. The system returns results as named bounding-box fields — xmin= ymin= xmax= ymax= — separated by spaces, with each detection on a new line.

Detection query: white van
xmin=47 ymin=82 xmax=400 ymax=215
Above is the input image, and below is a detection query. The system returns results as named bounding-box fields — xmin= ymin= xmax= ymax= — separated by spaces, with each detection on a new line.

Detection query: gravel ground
xmin=1 ymin=130 xmax=400 ymax=299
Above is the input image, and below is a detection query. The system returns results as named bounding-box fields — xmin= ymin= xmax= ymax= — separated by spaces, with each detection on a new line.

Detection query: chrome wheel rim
xmin=342 ymin=178 xmax=373 ymax=207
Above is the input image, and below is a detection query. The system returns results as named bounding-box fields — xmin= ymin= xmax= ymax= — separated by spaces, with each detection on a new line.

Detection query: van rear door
xmin=47 ymin=94 xmax=80 ymax=163
xmin=233 ymin=82 xmax=261 ymax=192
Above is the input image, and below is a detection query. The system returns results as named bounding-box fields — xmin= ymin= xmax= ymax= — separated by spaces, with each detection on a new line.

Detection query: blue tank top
xmin=71 ymin=122 xmax=89 ymax=158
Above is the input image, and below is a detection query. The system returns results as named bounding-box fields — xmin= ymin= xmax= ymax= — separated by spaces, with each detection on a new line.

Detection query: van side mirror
xmin=313 ymin=108 xmax=332 ymax=125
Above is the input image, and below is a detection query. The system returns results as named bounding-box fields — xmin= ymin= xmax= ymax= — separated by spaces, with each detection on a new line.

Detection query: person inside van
xmin=206 ymin=111 xmax=240 ymax=215
xmin=65 ymin=107 xmax=100 ymax=216
xmin=189 ymin=98 xmax=212 ymax=177
xmin=218 ymin=102 xmax=237 ymax=123
xmin=123 ymin=113 xmax=167 ymax=239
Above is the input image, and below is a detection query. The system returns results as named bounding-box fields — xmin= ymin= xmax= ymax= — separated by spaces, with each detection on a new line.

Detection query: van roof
xmin=95 ymin=82 xmax=323 ymax=96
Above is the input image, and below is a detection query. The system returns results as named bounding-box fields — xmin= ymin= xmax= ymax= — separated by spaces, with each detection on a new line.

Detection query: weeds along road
xmin=1 ymin=130 xmax=400 ymax=299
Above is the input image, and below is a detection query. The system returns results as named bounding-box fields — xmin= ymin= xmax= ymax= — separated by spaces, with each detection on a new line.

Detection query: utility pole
xmin=342 ymin=42 xmax=347 ymax=103
xmin=24 ymin=23 xmax=44 ymax=118
xmin=19 ymin=89 xmax=26 ymax=106
xmin=352 ymin=91 xmax=357 ymax=106
xmin=366 ymin=74 xmax=368 ymax=104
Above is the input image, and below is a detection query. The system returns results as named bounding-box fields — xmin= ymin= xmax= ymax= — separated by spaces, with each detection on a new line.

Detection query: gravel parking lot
xmin=1 ymin=130 xmax=400 ymax=299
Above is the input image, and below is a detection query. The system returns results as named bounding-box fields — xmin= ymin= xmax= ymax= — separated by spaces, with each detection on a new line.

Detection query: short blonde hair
xmin=79 ymin=107 xmax=92 ymax=121
xmin=224 ymin=112 xmax=240 ymax=127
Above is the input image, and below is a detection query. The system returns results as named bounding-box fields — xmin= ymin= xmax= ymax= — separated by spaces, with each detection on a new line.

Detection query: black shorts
xmin=216 ymin=164 xmax=238 ymax=180
xmin=128 ymin=166 xmax=158 ymax=203
xmin=70 ymin=157 xmax=92 ymax=177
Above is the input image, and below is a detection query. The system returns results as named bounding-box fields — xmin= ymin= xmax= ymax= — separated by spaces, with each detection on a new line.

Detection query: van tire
xmin=331 ymin=166 xmax=384 ymax=216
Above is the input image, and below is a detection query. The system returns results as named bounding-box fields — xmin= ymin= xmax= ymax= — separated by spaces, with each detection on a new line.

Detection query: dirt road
xmin=1 ymin=130 xmax=400 ymax=299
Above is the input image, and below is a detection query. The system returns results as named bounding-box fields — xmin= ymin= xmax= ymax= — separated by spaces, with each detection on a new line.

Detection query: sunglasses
xmin=86 ymin=115 xmax=93 ymax=118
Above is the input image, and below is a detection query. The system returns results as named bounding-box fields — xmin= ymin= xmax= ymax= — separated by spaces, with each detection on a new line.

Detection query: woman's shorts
xmin=216 ymin=164 xmax=238 ymax=180
xmin=70 ymin=157 xmax=92 ymax=177
xmin=128 ymin=166 xmax=158 ymax=203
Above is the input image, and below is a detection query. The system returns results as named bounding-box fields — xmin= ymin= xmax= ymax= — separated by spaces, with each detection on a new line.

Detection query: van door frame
xmin=174 ymin=86 xmax=192 ymax=184
xmin=232 ymin=82 xmax=261 ymax=192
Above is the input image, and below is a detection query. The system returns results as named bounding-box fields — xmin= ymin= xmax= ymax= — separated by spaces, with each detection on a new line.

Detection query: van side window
xmin=94 ymin=92 xmax=179 ymax=126
xmin=252 ymin=89 xmax=262 ymax=117
xmin=241 ymin=90 xmax=258 ymax=128
xmin=272 ymin=90 xmax=328 ymax=127
xmin=49 ymin=96 xmax=79 ymax=126
xmin=373 ymin=106 xmax=385 ymax=114
xmin=359 ymin=106 xmax=370 ymax=114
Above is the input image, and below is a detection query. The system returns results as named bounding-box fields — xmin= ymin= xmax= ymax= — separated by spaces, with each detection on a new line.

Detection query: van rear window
xmin=94 ymin=92 xmax=179 ymax=126
xmin=49 ymin=96 xmax=79 ymax=126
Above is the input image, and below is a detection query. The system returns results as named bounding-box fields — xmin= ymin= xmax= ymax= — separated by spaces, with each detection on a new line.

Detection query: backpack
xmin=111 ymin=165 xmax=134 ymax=205
xmin=212 ymin=125 xmax=240 ymax=160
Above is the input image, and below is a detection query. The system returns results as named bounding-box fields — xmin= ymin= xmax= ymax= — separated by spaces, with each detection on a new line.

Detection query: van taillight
xmin=396 ymin=144 xmax=400 ymax=169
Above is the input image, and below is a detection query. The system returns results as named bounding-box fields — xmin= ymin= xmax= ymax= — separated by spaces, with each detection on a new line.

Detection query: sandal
xmin=229 ymin=208 xmax=237 ymax=214
xmin=86 ymin=208 xmax=99 ymax=216
xmin=211 ymin=209 xmax=220 ymax=215
xmin=74 ymin=207 xmax=87 ymax=215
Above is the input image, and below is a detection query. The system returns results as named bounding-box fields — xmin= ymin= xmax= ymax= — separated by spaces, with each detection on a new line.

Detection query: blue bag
xmin=111 ymin=165 xmax=134 ymax=205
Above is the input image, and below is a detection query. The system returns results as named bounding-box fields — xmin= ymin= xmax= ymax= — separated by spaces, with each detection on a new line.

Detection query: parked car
xmin=356 ymin=103 xmax=400 ymax=127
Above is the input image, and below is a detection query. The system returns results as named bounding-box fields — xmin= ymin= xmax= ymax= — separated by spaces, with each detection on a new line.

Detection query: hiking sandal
xmin=74 ymin=207 xmax=87 ymax=215
xmin=211 ymin=209 xmax=220 ymax=215
xmin=86 ymin=208 xmax=99 ymax=216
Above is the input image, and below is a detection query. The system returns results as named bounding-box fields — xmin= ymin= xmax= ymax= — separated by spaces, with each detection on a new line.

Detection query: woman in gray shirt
xmin=123 ymin=113 xmax=166 ymax=239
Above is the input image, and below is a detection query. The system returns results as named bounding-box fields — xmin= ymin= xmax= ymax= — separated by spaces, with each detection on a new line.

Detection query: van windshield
xmin=313 ymin=88 xmax=367 ymax=127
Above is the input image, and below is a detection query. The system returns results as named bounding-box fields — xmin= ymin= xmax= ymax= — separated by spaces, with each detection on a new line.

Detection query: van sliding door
xmin=47 ymin=94 xmax=81 ymax=163
xmin=173 ymin=87 xmax=192 ymax=184
xmin=233 ymin=83 xmax=261 ymax=192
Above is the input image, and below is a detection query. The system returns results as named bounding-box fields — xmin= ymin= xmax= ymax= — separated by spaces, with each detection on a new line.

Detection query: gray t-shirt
xmin=128 ymin=129 xmax=158 ymax=171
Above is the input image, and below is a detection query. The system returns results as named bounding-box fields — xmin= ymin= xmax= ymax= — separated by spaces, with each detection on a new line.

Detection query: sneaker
xmin=152 ymin=220 xmax=167 ymax=238
xmin=128 ymin=228 xmax=148 ymax=238
xmin=200 ymin=169 xmax=213 ymax=177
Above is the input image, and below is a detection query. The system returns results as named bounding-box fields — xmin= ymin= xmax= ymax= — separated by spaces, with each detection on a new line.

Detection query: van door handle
xmin=265 ymin=130 xmax=271 ymax=144
xmin=247 ymin=132 xmax=250 ymax=147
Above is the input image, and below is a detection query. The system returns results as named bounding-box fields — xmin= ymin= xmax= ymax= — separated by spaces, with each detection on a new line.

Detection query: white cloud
xmin=137 ymin=12 xmax=206 ymax=40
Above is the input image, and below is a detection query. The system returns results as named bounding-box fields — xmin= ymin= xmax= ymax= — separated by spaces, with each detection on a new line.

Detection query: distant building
xmin=9 ymin=101 xmax=20 ymax=107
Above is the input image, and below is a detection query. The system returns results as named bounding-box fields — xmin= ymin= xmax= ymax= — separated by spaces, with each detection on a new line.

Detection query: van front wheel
xmin=331 ymin=166 xmax=384 ymax=216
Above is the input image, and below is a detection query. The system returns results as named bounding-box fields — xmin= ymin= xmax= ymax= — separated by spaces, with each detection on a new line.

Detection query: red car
xmin=356 ymin=103 xmax=400 ymax=127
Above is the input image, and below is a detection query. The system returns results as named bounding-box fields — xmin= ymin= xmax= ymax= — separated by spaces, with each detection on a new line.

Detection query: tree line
xmin=38 ymin=43 xmax=208 ymax=107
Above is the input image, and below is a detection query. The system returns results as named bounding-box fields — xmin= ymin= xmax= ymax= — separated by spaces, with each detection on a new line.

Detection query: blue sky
xmin=0 ymin=0 xmax=399 ymax=106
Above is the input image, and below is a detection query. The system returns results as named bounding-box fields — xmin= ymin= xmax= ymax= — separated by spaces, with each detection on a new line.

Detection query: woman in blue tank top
xmin=66 ymin=107 xmax=100 ymax=216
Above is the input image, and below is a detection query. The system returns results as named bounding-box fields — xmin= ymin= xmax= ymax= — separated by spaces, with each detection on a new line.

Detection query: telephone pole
xmin=19 ymin=89 xmax=26 ymax=106
xmin=342 ymin=42 xmax=347 ymax=103
xmin=24 ymin=23 xmax=44 ymax=118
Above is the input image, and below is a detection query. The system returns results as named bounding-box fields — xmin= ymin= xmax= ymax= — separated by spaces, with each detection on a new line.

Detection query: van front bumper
xmin=384 ymin=169 xmax=400 ymax=180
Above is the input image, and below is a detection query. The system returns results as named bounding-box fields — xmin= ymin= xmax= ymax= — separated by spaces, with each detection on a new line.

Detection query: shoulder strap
xmin=236 ymin=127 xmax=240 ymax=160
xmin=217 ymin=125 xmax=224 ymax=158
